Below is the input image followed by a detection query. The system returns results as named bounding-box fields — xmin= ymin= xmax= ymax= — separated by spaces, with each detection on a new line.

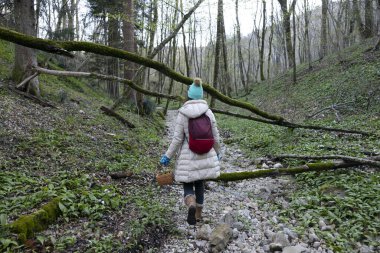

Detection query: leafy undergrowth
xmin=281 ymin=170 xmax=380 ymax=252
xmin=217 ymin=39 xmax=380 ymax=252
xmin=0 ymin=41 xmax=174 ymax=252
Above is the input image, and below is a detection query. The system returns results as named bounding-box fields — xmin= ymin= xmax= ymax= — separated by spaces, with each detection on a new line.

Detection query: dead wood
xmin=211 ymin=108 xmax=373 ymax=136
xmin=272 ymin=154 xmax=380 ymax=168
xmin=16 ymin=72 xmax=39 ymax=89
xmin=9 ymin=86 xmax=57 ymax=108
xmin=100 ymin=106 xmax=136 ymax=128
xmin=110 ymin=171 xmax=133 ymax=179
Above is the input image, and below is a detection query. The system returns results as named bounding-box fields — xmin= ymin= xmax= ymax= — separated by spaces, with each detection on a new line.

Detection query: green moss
xmin=10 ymin=198 xmax=61 ymax=242
xmin=0 ymin=26 xmax=283 ymax=121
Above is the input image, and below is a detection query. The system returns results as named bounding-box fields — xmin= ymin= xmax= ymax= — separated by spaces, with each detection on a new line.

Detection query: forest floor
xmin=158 ymin=110 xmax=379 ymax=253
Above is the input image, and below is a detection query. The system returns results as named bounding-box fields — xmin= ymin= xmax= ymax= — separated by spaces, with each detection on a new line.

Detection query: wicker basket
xmin=156 ymin=172 xmax=174 ymax=186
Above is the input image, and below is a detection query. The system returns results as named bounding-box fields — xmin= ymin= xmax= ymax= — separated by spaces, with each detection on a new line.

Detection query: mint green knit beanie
xmin=187 ymin=83 xmax=203 ymax=100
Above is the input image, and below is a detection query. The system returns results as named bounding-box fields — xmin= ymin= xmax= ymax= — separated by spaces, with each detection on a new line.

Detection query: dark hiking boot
xmin=184 ymin=195 xmax=196 ymax=225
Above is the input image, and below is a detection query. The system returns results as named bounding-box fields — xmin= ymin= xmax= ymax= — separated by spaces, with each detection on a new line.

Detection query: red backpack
xmin=188 ymin=113 xmax=214 ymax=154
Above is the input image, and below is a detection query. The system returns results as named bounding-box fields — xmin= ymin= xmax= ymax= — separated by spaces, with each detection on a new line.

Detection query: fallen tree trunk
xmin=110 ymin=171 xmax=133 ymax=179
xmin=32 ymin=67 xmax=374 ymax=135
xmin=211 ymin=108 xmax=373 ymax=136
xmin=0 ymin=26 xmax=283 ymax=122
xmin=34 ymin=66 xmax=184 ymax=102
xmin=100 ymin=106 xmax=136 ymax=128
xmin=272 ymin=154 xmax=380 ymax=168
xmin=212 ymin=160 xmax=370 ymax=182
xmin=10 ymin=198 xmax=61 ymax=242
xmin=9 ymin=86 xmax=57 ymax=108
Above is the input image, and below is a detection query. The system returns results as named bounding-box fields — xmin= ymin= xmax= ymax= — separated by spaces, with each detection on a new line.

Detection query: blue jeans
xmin=183 ymin=180 xmax=204 ymax=205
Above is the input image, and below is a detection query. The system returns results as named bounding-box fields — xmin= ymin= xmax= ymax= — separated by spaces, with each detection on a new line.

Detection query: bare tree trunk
xmin=304 ymin=0 xmax=311 ymax=69
xmin=75 ymin=0 xmax=80 ymax=40
xmin=363 ymin=0 xmax=374 ymax=38
xmin=211 ymin=0 xmax=223 ymax=107
xmin=278 ymin=0 xmax=296 ymax=68
xmin=164 ymin=0 xmax=179 ymax=115
xmin=146 ymin=0 xmax=158 ymax=89
xmin=320 ymin=0 xmax=328 ymax=58
xmin=107 ymin=15 xmax=120 ymax=98
xmin=259 ymin=0 xmax=267 ymax=81
xmin=235 ymin=0 xmax=247 ymax=90
xmin=123 ymin=0 xmax=142 ymax=110
xmin=267 ymin=0 xmax=274 ymax=79
xmin=12 ymin=0 xmax=40 ymax=97
xmin=292 ymin=1 xmax=296 ymax=84
xmin=220 ymin=6 xmax=231 ymax=96
xmin=353 ymin=0 xmax=365 ymax=40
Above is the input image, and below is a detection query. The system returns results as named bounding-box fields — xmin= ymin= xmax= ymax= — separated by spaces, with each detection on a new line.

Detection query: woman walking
xmin=160 ymin=78 xmax=221 ymax=225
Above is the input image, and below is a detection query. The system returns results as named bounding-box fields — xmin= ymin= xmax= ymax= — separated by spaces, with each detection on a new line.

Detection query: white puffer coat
xmin=165 ymin=100 xmax=221 ymax=183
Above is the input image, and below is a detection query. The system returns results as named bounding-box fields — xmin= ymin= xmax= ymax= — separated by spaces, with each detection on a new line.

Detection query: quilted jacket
xmin=165 ymin=100 xmax=221 ymax=183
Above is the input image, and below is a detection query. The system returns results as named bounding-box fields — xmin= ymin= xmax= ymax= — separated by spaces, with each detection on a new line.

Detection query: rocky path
xmin=159 ymin=110 xmax=333 ymax=253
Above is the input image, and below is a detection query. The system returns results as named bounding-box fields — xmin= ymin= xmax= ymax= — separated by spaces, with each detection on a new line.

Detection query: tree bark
xmin=259 ymin=0 xmax=267 ymax=81
xmin=107 ymin=13 xmax=120 ymax=98
xmin=212 ymin=160 xmax=376 ymax=182
xmin=235 ymin=0 xmax=247 ymax=91
xmin=0 ymin=25 xmax=288 ymax=121
xmin=267 ymin=0 xmax=275 ymax=79
xmin=363 ymin=0 xmax=374 ymax=38
xmin=320 ymin=0 xmax=328 ymax=58
xmin=12 ymin=0 xmax=40 ymax=97
xmin=277 ymin=0 xmax=296 ymax=68
xmin=353 ymin=0 xmax=365 ymax=40
xmin=123 ymin=0 xmax=140 ymax=106
xmin=211 ymin=0 xmax=223 ymax=107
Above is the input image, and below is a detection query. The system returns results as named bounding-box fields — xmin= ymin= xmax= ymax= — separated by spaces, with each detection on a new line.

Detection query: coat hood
xmin=179 ymin=100 xmax=209 ymax=118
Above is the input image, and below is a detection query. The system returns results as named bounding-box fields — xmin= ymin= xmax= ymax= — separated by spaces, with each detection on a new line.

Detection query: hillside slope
xmin=0 ymin=41 xmax=173 ymax=252
xmin=216 ymin=40 xmax=380 ymax=252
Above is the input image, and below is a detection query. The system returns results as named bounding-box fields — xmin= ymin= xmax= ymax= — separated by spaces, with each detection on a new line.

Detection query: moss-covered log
xmin=34 ymin=67 xmax=374 ymax=135
xmin=0 ymin=26 xmax=283 ymax=122
xmin=10 ymin=198 xmax=61 ymax=242
xmin=156 ymin=161 xmax=368 ymax=185
xmin=212 ymin=161 xmax=360 ymax=182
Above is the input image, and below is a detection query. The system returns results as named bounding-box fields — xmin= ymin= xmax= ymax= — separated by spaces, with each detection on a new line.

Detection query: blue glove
xmin=217 ymin=154 xmax=222 ymax=161
xmin=160 ymin=155 xmax=171 ymax=166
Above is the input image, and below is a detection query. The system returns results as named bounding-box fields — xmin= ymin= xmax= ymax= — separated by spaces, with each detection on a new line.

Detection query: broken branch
xmin=16 ymin=72 xmax=39 ymax=89
xmin=272 ymin=154 xmax=380 ymax=168
xmin=100 ymin=106 xmax=136 ymax=128
xmin=211 ymin=108 xmax=373 ymax=136
xmin=33 ymin=66 xmax=184 ymax=101
xmin=0 ymin=26 xmax=283 ymax=121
